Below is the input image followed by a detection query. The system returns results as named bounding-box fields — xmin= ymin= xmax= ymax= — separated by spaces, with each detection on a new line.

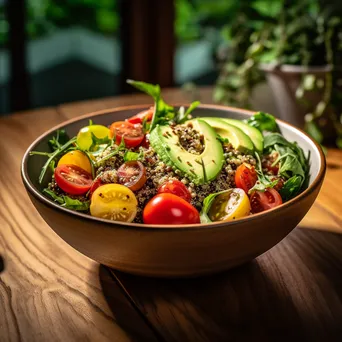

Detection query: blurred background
xmin=0 ymin=0 xmax=341 ymax=147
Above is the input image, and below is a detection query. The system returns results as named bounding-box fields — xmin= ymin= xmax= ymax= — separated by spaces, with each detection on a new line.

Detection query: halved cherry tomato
xmin=57 ymin=150 xmax=92 ymax=174
xmin=143 ymin=193 xmax=200 ymax=225
xmin=90 ymin=184 xmax=138 ymax=222
xmin=208 ymin=188 xmax=251 ymax=221
xmin=158 ymin=180 xmax=192 ymax=202
xmin=127 ymin=107 xmax=154 ymax=125
xmin=235 ymin=164 xmax=257 ymax=194
xmin=109 ymin=121 xmax=144 ymax=148
xmin=117 ymin=161 xmax=147 ymax=191
xmin=54 ymin=164 xmax=93 ymax=195
xmin=89 ymin=178 xmax=104 ymax=197
xmin=250 ymin=188 xmax=283 ymax=213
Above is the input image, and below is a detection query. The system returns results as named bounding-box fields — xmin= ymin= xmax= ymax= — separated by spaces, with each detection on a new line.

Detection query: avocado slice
xmin=221 ymin=118 xmax=264 ymax=152
xmin=149 ymin=119 xmax=224 ymax=185
xmin=200 ymin=117 xmax=254 ymax=153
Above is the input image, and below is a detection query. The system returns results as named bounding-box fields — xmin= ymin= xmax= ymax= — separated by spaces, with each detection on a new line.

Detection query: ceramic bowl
xmin=21 ymin=105 xmax=326 ymax=278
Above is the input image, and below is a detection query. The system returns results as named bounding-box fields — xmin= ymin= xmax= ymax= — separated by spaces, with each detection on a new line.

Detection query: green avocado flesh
xmin=220 ymin=118 xmax=264 ymax=152
xmin=200 ymin=117 xmax=254 ymax=153
xmin=149 ymin=119 xmax=224 ymax=185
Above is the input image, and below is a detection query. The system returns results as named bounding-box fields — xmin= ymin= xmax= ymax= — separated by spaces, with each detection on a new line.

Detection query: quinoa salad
xmin=30 ymin=80 xmax=310 ymax=225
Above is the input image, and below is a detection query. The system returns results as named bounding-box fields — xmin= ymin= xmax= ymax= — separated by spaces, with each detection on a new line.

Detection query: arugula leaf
xmin=279 ymin=175 xmax=303 ymax=201
xmin=30 ymin=136 xmax=77 ymax=184
xmin=246 ymin=112 xmax=279 ymax=133
xmin=48 ymin=129 xmax=70 ymax=151
xmin=274 ymin=145 xmax=305 ymax=179
xmin=126 ymin=79 xmax=161 ymax=99
xmin=200 ymin=190 xmax=231 ymax=223
xmin=248 ymin=153 xmax=279 ymax=193
xmin=248 ymin=176 xmax=278 ymax=194
xmin=43 ymin=188 xmax=65 ymax=204
xmin=127 ymin=79 xmax=175 ymax=131
xmin=124 ymin=151 xmax=143 ymax=162
xmin=63 ymin=196 xmax=90 ymax=211
xmin=43 ymin=189 xmax=90 ymax=211
xmin=263 ymin=133 xmax=308 ymax=189
xmin=175 ymin=101 xmax=201 ymax=124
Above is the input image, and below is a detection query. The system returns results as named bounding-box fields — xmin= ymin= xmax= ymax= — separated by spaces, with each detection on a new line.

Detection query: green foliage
xmin=175 ymin=0 xmax=240 ymax=43
xmin=246 ymin=112 xmax=279 ymax=133
xmin=43 ymin=189 xmax=90 ymax=211
xmin=214 ymin=0 xmax=342 ymax=148
xmin=127 ymin=79 xmax=200 ymax=130
xmin=22 ymin=0 xmax=120 ymax=40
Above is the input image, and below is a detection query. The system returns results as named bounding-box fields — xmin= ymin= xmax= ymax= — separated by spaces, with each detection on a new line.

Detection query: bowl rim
xmin=21 ymin=103 xmax=326 ymax=231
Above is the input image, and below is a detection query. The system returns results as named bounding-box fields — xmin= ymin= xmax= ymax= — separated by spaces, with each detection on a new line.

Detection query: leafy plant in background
xmin=175 ymin=0 xmax=238 ymax=43
xmin=0 ymin=4 xmax=7 ymax=47
xmin=25 ymin=0 xmax=119 ymax=41
xmin=214 ymin=0 xmax=342 ymax=149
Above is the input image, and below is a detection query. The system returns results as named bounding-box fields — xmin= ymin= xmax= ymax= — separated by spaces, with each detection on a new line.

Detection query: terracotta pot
xmin=260 ymin=64 xmax=332 ymax=128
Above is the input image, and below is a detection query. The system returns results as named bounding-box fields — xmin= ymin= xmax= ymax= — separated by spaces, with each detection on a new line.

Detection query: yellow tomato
xmin=57 ymin=150 xmax=92 ymax=174
xmin=208 ymin=188 xmax=251 ymax=221
xmin=76 ymin=125 xmax=110 ymax=151
xmin=90 ymin=184 xmax=138 ymax=222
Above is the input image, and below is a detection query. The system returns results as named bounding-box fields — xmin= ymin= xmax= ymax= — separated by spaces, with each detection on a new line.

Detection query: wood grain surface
xmin=1 ymin=88 xmax=342 ymax=342
xmin=0 ymin=106 xmax=160 ymax=342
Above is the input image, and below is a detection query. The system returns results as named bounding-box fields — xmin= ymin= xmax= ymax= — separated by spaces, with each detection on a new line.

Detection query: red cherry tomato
xmin=250 ymin=188 xmax=283 ymax=213
xmin=127 ymin=107 xmax=154 ymax=125
xmin=109 ymin=121 xmax=144 ymax=148
xmin=54 ymin=164 xmax=93 ymax=195
xmin=117 ymin=161 xmax=147 ymax=191
xmin=235 ymin=164 xmax=257 ymax=194
xmin=143 ymin=193 xmax=200 ymax=225
xmin=89 ymin=178 xmax=104 ymax=197
xmin=158 ymin=180 xmax=192 ymax=202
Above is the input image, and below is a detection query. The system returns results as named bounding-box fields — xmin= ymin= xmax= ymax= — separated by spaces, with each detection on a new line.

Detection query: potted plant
xmin=214 ymin=0 xmax=342 ymax=148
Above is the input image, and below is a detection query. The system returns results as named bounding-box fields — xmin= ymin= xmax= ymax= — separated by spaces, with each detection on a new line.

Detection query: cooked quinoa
xmin=48 ymin=125 xmax=257 ymax=223
xmin=90 ymin=125 xmax=256 ymax=223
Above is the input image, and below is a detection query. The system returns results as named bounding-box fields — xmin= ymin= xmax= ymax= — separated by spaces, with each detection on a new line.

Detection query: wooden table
xmin=1 ymin=88 xmax=342 ymax=342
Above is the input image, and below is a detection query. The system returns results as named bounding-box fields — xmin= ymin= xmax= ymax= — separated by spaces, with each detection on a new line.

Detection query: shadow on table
xmin=98 ymin=265 xmax=160 ymax=342
xmin=0 ymin=255 xmax=4 ymax=273
xmin=101 ymin=228 xmax=342 ymax=342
